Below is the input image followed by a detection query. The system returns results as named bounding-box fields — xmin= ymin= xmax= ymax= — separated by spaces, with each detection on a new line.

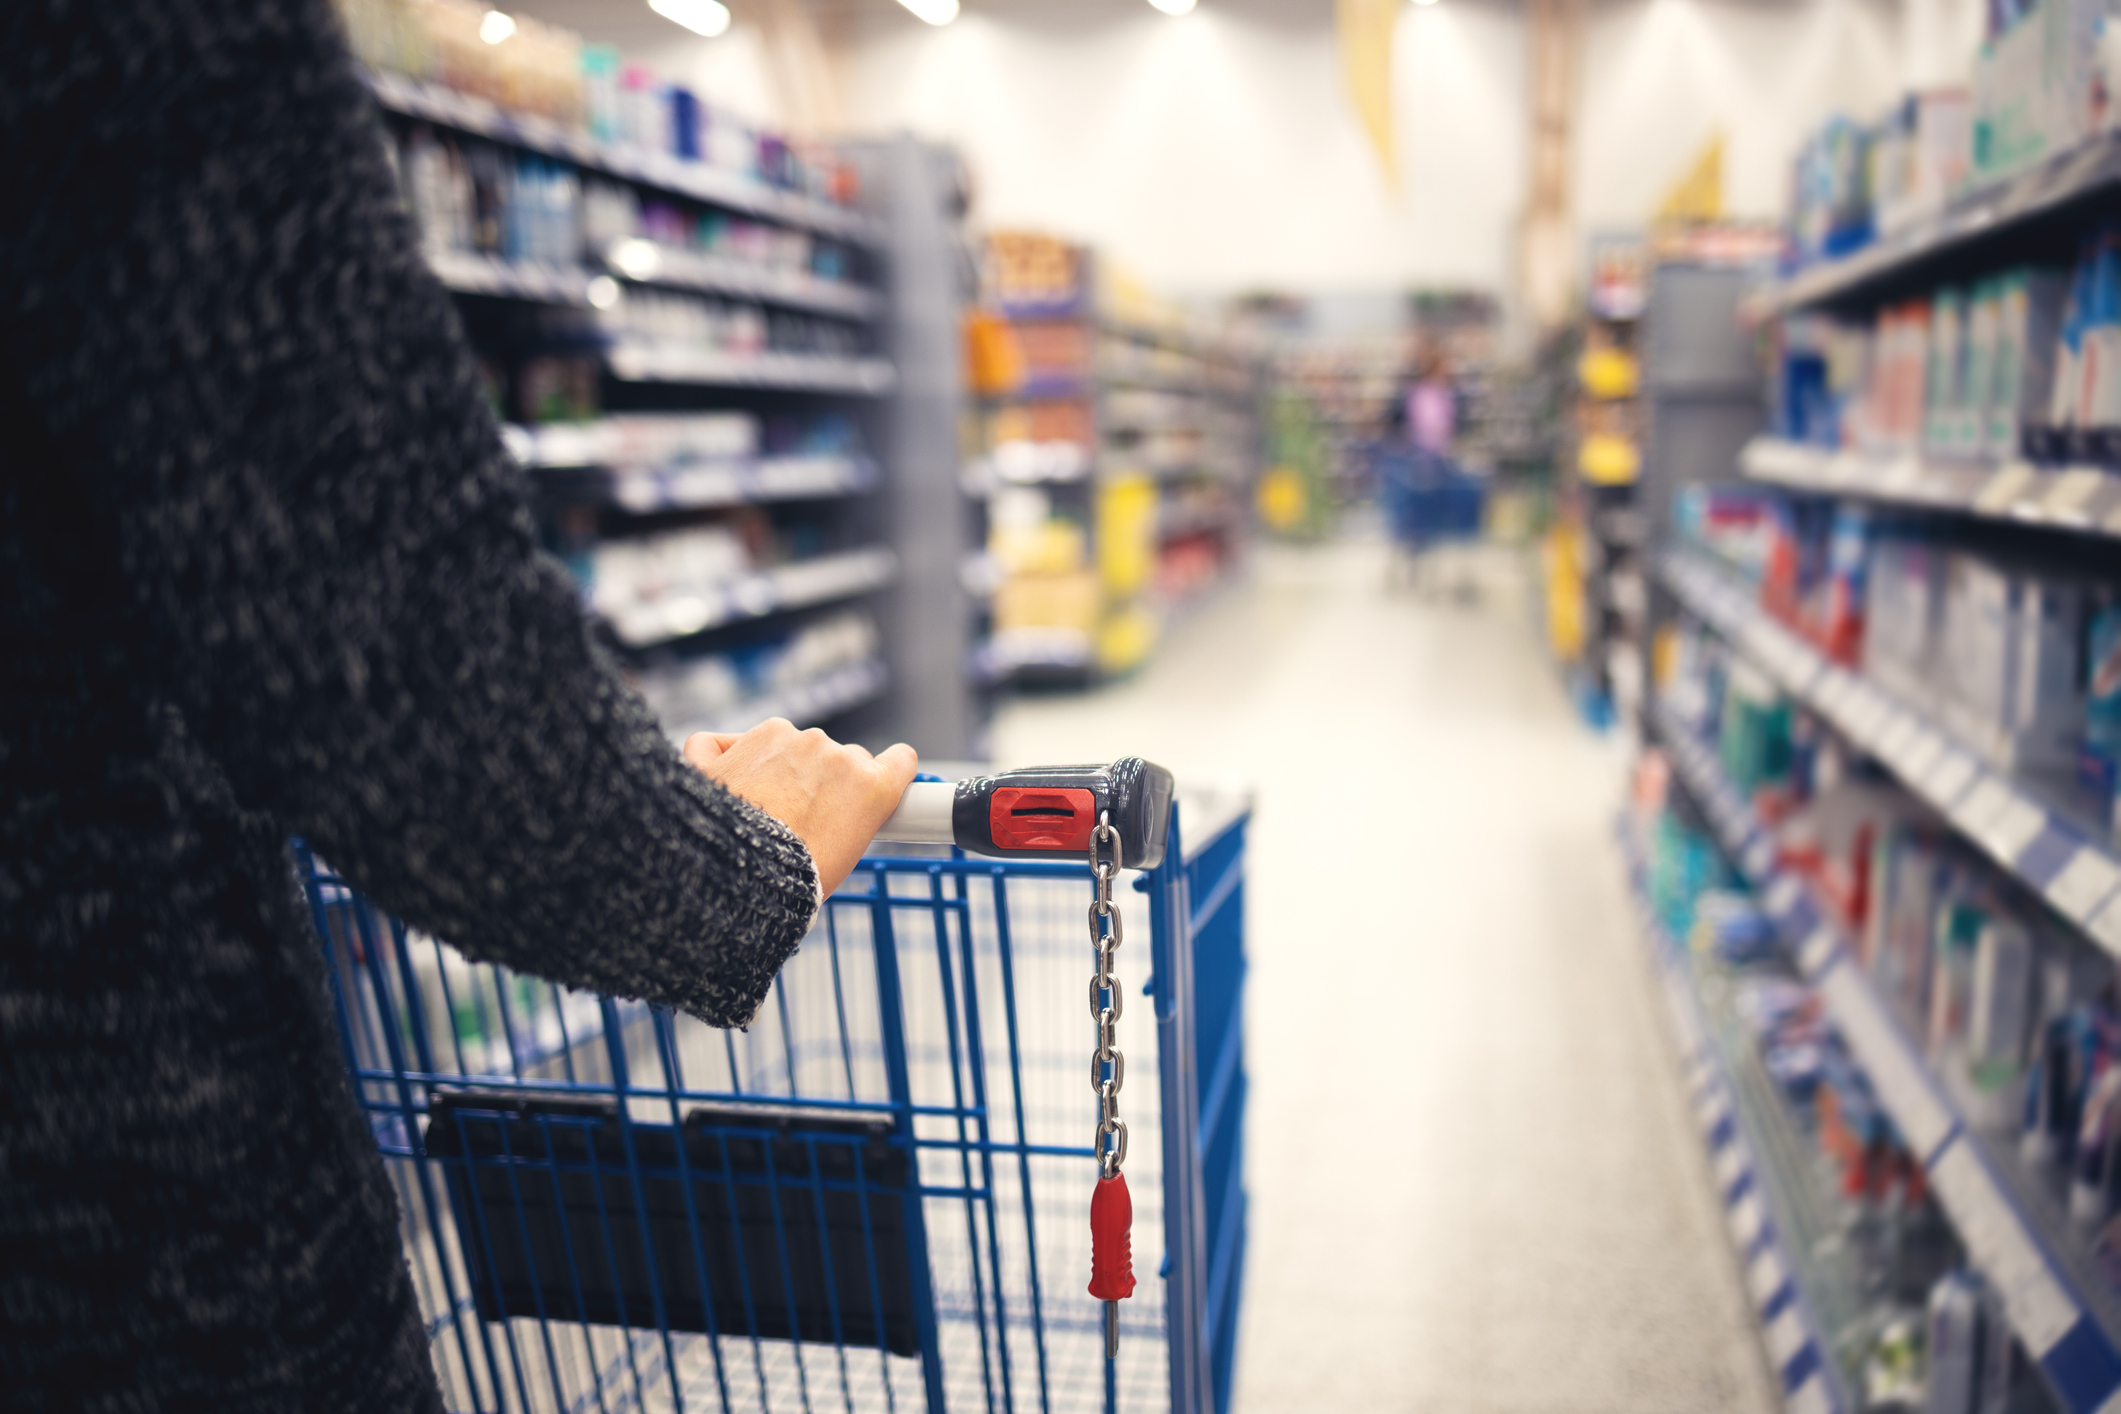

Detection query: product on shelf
xmin=1779 ymin=0 xmax=2121 ymax=275
xmin=1663 ymin=609 xmax=2121 ymax=1246
xmin=985 ymin=232 xmax=1084 ymax=311
xmin=1871 ymin=91 xmax=1974 ymax=238
xmin=1771 ymin=266 xmax=2077 ymax=462
xmin=1687 ymin=487 xmax=2121 ymax=813
xmin=967 ymin=232 xmax=1261 ymax=685
xmin=1624 ymin=769 xmax=2025 ymax=1409
xmin=1970 ymin=0 xmax=2120 ymax=184
xmin=631 ymin=609 xmax=881 ymax=735
xmin=1790 ymin=115 xmax=1875 ymax=264
xmin=335 ymin=0 xmax=858 ymax=205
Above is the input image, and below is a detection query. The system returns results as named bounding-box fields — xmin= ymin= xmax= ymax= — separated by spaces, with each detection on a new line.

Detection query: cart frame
xmin=296 ymin=799 xmax=1247 ymax=1414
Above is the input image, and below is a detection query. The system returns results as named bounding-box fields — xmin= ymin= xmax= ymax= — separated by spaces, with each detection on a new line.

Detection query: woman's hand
xmin=683 ymin=719 xmax=918 ymax=899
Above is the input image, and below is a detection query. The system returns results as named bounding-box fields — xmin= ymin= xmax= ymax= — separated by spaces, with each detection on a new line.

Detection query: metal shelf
xmin=603 ymin=345 xmax=896 ymax=395
xmin=1742 ymin=438 xmax=2121 ymax=542
xmin=664 ymin=657 xmax=888 ymax=739
xmin=973 ymin=630 xmax=1094 ymax=682
xmin=1619 ymin=840 xmax=1851 ymax=1414
xmin=505 ymin=426 xmax=877 ymax=512
xmin=1767 ymin=130 xmax=2121 ymax=312
xmin=366 ymin=70 xmax=885 ymax=246
xmin=1653 ymin=696 xmax=2121 ymax=1413
xmin=603 ymin=547 xmax=898 ymax=649
xmin=426 ymin=249 xmax=596 ymax=305
xmin=598 ymin=241 xmax=881 ymax=320
xmin=1659 ymin=547 xmax=2121 ymax=959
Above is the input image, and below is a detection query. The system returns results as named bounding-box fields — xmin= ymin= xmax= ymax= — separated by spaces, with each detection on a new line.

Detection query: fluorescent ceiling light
xmin=1149 ymin=0 xmax=1197 ymax=12
xmin=896 ymin=0 xmax=959 ymax=24
xmin=649 ymin=0 xmax=732 ymax=37
xmin=478 ymin=8 xmax=516 ymax=43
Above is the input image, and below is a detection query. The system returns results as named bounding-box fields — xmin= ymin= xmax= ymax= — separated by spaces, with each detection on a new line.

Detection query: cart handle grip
xmin=873 ymin=758 xmax=1174 ymax=869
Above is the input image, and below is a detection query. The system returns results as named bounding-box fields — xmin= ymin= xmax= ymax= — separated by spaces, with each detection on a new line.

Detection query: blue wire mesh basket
xmin=295 ymin=799 xmax=1248 ymax=1414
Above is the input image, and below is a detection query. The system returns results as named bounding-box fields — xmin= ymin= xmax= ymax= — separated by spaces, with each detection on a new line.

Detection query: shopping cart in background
xmin=1371 ymin=443 xmax=1488 ymax=599
xmin=296 ymin=760 xmax=1249 ymax=1414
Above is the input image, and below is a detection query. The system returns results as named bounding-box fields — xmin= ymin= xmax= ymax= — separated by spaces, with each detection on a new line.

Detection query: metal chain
xmin=1088 ymin=811 xmax=1126 ymax=1178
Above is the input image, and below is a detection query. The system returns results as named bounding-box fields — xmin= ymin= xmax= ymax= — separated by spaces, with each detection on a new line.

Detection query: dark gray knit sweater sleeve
xmin=0 ymin=0 xmax=818 ymax=1027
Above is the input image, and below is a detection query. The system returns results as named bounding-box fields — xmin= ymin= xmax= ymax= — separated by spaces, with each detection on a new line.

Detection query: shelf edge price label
xmin=1981 ymin=796 xmax=2050 ymax=867
xmin=1973 ymin=462 xmax=2038 ymax=514
xmin=1763 ymin=874 xmax=1802 ymax=920
xmin=1898 ymin=727 xmax=1947 ymax=783
xmin=1925 ymin=1142 xmax=2082 ymax=1364
xmin=2089 ymin=895 xmax=2121 ymax=962
xmin=1819 ymin=964 xmax=1953 ymax=1158
xmin=1796 ymin=925 xmax=1837 ymax=978
xmin=2043 ymin=466 xmax=2108 ymax=522
xmin=1950 ymin=776 xmax=2017 ymax=847
xmin=2045 ymin=849 xmax=2121 ymax=927
xmin=1920 ymin=750 xmax=1981 ymax=809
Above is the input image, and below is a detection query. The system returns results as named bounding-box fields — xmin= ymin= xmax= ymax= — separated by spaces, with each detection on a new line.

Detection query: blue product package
xmin=2088 ymin=602 xmax=2121 ymax=757
xmin=668 ymin=87 xmax=702 ymax=161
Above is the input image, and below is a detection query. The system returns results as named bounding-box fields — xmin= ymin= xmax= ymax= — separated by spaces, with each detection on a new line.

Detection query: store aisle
xmin=990 ymin=536 xmax=1779 ymax=1414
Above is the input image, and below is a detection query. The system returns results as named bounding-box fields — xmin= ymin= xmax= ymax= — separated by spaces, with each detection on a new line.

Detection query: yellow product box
xmin=990 ymin=521 xmax=1087 ymax=576
xmin=1096 ymin=476 xmax=1157 ymax=597
xmin=995 ymin=571 xmax=1102 ymax=633
xmin=1097 ymin=602 xmax=1158 ymax=675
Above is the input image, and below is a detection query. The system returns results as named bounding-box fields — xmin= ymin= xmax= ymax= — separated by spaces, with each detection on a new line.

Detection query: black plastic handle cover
xmin=950 ymin=758 xmax=1174 ymax=868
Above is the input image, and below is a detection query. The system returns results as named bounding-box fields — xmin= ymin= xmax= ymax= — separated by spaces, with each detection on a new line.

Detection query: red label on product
xmin=988 ymin=787 xmax=1095 ymax=852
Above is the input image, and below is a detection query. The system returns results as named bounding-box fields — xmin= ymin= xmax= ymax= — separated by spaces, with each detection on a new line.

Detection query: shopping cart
xmin=1371 ymin=443 xmax=1487 ymax=597
xmin=295 ymin=760 xmax=1249 ymax=1414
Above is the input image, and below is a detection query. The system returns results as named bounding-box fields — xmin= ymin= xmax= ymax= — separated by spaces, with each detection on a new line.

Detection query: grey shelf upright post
xmin=847 ymin=136 xmax=983 ymax=760
xmin=1641 ymin=263 xmax=1762 ymax=629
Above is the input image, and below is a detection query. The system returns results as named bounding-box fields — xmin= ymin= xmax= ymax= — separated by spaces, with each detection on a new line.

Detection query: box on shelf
xmin=992 ymin=570 xmax=1101 ymax=635
xmin=1870 ymin=90 xmax=1972 ymax=238
xmin=1986 ymin=267 xmax=2070 ymax=458
xmin=1970 ymin=0 xmax=2119 ymax=185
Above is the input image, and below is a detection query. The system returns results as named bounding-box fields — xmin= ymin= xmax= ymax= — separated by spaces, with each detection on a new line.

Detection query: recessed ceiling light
xmin=478 ymin=9 xmax=516 ymax=43
xmin=648 ymin=0 xmax=732 ymax=37
xmin=1149 ymin=0 xmax=1197 ymax=12
xmin=896 ymin=0 xmax=960 ymax=24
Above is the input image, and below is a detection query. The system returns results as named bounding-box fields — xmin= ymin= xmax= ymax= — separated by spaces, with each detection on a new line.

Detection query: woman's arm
xmin=0 ymin=0 xmax=891 ymax=1026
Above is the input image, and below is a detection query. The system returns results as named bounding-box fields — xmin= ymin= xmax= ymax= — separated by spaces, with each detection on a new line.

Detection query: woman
xmin=0 ymin=1 xmax=913 ymax=1408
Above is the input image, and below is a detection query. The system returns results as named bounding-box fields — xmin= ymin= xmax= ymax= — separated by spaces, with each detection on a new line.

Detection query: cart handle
xmin=873 ymin=758 xmax=1174 ymax=869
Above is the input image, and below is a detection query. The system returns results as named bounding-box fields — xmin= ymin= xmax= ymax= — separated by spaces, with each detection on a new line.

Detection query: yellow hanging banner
xmin=1656 ymin=131 xmax=1725 ymax=225
xmin=1337 ymin=0 xmax=1398 ymax=186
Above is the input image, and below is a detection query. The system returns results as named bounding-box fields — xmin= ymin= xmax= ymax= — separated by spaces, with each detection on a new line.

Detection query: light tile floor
xmin=989 ymin=536 xmax=1779 ymax=1414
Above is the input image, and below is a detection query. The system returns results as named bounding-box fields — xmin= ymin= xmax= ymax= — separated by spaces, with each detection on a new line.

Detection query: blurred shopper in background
xmin=0 ymin=2 xmax=912 ymax=1408
xmin=1407 ymin=344 xmax=1458 ymax=459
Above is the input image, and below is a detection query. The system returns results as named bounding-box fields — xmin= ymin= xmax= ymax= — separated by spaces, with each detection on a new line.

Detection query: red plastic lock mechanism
xmin=1088 ymin=1170 xmax=1135 ymax=1303
xmin=988 ymin=787 xmax=1095 ymax=853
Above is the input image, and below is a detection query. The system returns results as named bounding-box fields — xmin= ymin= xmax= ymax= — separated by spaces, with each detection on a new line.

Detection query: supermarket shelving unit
xmin=1660 ymin=549 xmax=2121 ymax=959
xmin=1762 ymin=128 xmax=2121 ymax=315
xmin=1633 ymin=121 xmax=2121 ymax=1409
xmin=363 ymin=73 xmax=982 ymax=757
xmin=1738 ymin=438 xmax=2121 ymax=542
xmin=1564 ymin=239 xmax=1650 ymax=726
xmin=972 ymin=239 xmax=1262 ymax=685
xmin=1653 ymin=685 xmax=2121 ymax=1412
xmin=1620 ymin=834 xmax=1854 ymax=1414
xmin=1270 ymin=335 xmax=1406 ymax=508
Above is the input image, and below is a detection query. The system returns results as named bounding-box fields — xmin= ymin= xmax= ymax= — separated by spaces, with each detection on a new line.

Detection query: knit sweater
xmin=0 ymin=2 xmax=822 ymax=1408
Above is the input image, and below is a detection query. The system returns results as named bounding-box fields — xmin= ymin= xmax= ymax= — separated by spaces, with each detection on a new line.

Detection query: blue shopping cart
xmin=1372 ymin=443 xmax=1487 ymax=596
xmin=296 ymin=760 xmax=1248 ymax=1414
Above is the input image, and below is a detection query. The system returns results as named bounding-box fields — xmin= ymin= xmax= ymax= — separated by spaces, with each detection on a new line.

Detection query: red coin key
xmin=868 ymin=758 xmax=1175 ymax=1363
xmin=1089 ymin=1170 xmax=1135 ymax=1355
